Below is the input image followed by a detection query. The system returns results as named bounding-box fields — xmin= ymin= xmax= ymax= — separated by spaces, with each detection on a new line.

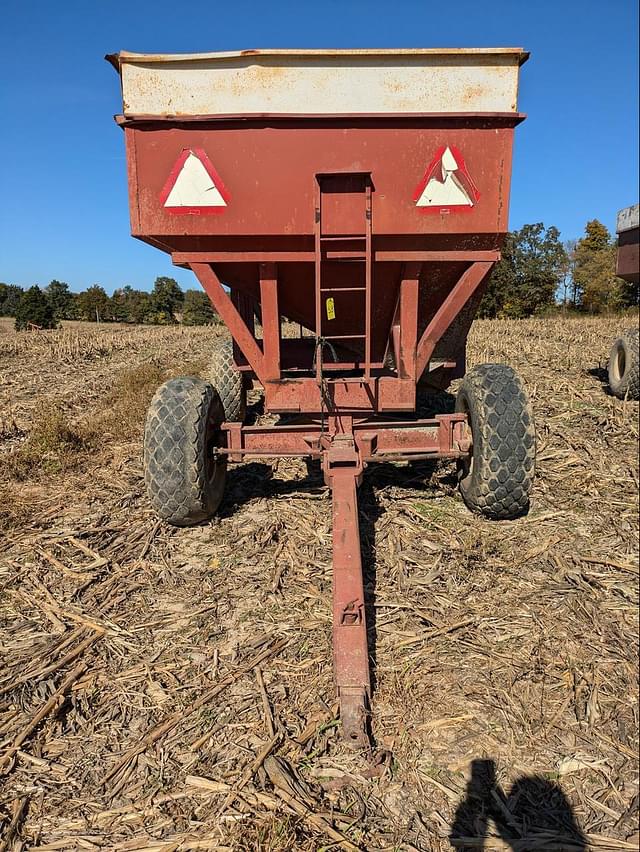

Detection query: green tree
xmin=479 ymin=224 xmax=567 ymax=318
xmin=182 ymin=290 xmax=217 ymax=325
xmin=578 ymin=219 xmax=611 ymax=253
xmin=127 ymin=288 xmax=153 ymax=324
xmin=151 ymin=276 xmax=183 ymax=323
xmin=110 ymin=285 xmax=153 ymax=323
xmin=573 ymin=220 xmax=627 ymax=313
xmin=0 ymin=284 xmax=24 ymax=317
xmin=478 ymin=233 xmax=516 ymax=318
xmin=109 ymin=288 xmax=128 ymax=323
xmin=616 ymin=272 xmax=639 ymax=309
xmin=76 ymin=285 xmax=111 ymax=322
xmin=511 ymin=223 xmax=567 ymax=315
xmin=15 ymin=286 xmax=57 ymax=330
xmin=45 ymin=280 xmax=75 ymax=320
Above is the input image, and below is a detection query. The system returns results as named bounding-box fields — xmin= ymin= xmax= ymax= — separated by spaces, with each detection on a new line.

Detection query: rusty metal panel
xmin=113 ymin=48 xmax=528 ymax=117
xmin=616 ymin=205 xmax=639 ymax=284
xmin=124 ymin=123 xmax=516 ymax=239
xmin=616 ymin=230 xmax=639 ymax=284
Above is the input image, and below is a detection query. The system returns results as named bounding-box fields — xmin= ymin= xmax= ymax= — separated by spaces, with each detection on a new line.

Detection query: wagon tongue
xmin=329 ymin=439 xmax=371 ymax=748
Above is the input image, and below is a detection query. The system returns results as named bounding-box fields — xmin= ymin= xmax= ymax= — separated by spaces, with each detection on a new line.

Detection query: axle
xmin=222 ymin=413 xmax=472 ymax=463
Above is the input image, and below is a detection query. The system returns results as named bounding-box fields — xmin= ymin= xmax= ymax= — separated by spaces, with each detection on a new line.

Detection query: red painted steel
xmin=330 ymin=455 xmax=370 ymax=748
xmin=217 ymin=413 xmax=468 ymax=459
xmin=123 ymin=120 xmax=516 ymax=239
xmin=396 ymin=264 xmax=421 ymax=380
xmin=172 ymin=250 xmax=500 ymax=264
xmin=259 ymin=264 xmax=280 ymax=382
xmin=616 ymin=229 xmax=639 ymax=284
xmin=416 ymin=260 xmax=493 ymax=378
xmin=116 ymin=97 xmax=523 ymax=748
xmin=123 ymin=118 xmax=514 ymax=369
xmin=192 ymin=262 xmax=267 ymax=383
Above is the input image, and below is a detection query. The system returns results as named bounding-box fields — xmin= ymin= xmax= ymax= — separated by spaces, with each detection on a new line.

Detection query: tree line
xmin=1 ymin=219 xmax=637 ymax=330
xmin=0 ymin=277 xmax=218 ymax=330
xmin=479 ymin=219 xmax=637 ymax=318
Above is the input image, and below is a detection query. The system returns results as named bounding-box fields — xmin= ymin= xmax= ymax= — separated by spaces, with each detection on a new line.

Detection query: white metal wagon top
xmin=617 ymin=204 xmax=639 ymax=234
xmin=110 ymin=47 xmax=529 ymax=118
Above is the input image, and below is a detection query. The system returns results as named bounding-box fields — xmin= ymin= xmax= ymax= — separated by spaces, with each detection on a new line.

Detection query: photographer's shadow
xmin=450 ymin=759 xmax=586 ymax=851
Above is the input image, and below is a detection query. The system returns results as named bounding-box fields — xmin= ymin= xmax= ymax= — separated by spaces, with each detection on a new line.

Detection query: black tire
xmin=144 ymin=376 xmax=227 ymax=526
xmin=607 ymin=328 xmax=639 ymax=400
xmin=455 ymin=364 xmax=535 ymax=520
xmin=208 ymin=339 xmax=246 ymax=422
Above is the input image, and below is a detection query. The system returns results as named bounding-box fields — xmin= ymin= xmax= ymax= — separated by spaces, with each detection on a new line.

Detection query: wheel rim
xmin=205 ymin=409 xmax=226 ymax=486
xmin=614 ymin=345 xmax=626 ymax=382
xmin=457 ymin=395 xmax=474 ymax=484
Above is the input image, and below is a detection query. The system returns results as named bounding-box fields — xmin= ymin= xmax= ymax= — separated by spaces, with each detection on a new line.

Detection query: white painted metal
xmin=164 ymin=153 xmax=227 ymax=208
xmin=415 ymin=147 xmax=474 ymax=207
xmin=617 ymin=204 xmax=639 ymax=234
xmin=114 ymin=48 xmax=528 ymax=117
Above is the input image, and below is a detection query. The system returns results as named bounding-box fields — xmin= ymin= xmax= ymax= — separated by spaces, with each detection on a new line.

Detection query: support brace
xmin=416 ymin=260 xmax=494 ymax=378
xmin=191 ymin=262 xmax=267 ymax=384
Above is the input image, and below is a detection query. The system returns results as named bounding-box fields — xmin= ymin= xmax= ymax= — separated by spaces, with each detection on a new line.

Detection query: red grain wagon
xmin=109 ymin=48 xmax=535 ymax=748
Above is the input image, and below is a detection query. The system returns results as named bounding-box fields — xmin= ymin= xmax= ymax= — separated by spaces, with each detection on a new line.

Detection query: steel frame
xmin=189 ymin=256 xmax=493 ymax=411
xmin=186 ymin=250 xmax=492 ymax=747
xmin=222 ymin=414 xmax=471 ymax=462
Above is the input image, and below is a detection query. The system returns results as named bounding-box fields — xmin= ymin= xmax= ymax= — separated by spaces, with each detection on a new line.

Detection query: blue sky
xmin=1 ymin=0 xmax=638 ymax=294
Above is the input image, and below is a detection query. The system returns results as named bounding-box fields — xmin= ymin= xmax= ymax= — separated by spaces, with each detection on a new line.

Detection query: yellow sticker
xmin=326 ymin=297 xmax=336 ymax=320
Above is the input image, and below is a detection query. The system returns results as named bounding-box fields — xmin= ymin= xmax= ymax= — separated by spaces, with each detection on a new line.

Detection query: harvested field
xmin=0 ymin=314 xmax=638 ymax=851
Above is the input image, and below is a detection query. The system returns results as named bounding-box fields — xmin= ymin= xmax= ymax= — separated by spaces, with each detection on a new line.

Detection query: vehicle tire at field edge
xmin=607 ymin=327 xmax=639 ymax=401
xmin=208 ymin=339 xmax=247 ymax=422
xmin=455 ymin=364 xmax=535 ymax=520
xmin=144 ymin=376 xmax=227 ymax=526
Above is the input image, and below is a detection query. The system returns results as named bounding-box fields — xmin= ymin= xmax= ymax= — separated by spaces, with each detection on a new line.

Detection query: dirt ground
xmin=0 ymin=315 xmax=638 ymax=851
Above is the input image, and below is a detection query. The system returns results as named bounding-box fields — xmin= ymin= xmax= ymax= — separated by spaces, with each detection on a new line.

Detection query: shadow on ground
xmin=449 ymin=758 xmax=587 ymax=850
xmin=587 ymin=365 xmax=614 ymax=395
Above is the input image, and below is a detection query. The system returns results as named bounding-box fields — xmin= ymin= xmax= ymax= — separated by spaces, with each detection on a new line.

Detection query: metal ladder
xmin=314 ymin=173 xmax=373 ymax=382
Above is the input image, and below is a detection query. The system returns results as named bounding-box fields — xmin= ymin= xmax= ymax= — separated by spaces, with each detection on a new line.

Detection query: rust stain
xmin=462 ymin=84 xmax=487 ymax=105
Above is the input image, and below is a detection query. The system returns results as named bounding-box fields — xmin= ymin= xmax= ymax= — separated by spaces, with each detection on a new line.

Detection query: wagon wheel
xmin=208 ymin=339 xmax=247 ymax=422
xmin=607 ymin=328 xmax=639 ymax=401
xmin=144 ymin=376 xmax=227 ymax=526
xmin=455 ymin=364 xmax=535 ymax=520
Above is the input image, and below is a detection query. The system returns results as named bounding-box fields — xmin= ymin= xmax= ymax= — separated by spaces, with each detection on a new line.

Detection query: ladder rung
xmin=318 ymin=361 xmax=385 ymax=370
xmin=324 ymin=252 xmax=366 ymax=260
xmin=320 ymin=235 xmax=366 ymax=242
xmin=320 ymin=287 xmax=366 ymax=293
xmin=321 ymin=334 xmax=366 ymax=340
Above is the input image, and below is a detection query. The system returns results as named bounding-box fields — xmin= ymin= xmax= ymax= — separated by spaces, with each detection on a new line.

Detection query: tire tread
xmin=208 ymin=339 xmax=246 ymax=422
xmin=144 ymin=376 xmax=226 ymax=526
xmin=456 ymin=364 xmax=535 ymax=520
xmin=608 ymin=327 xmax=639 ymax=400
